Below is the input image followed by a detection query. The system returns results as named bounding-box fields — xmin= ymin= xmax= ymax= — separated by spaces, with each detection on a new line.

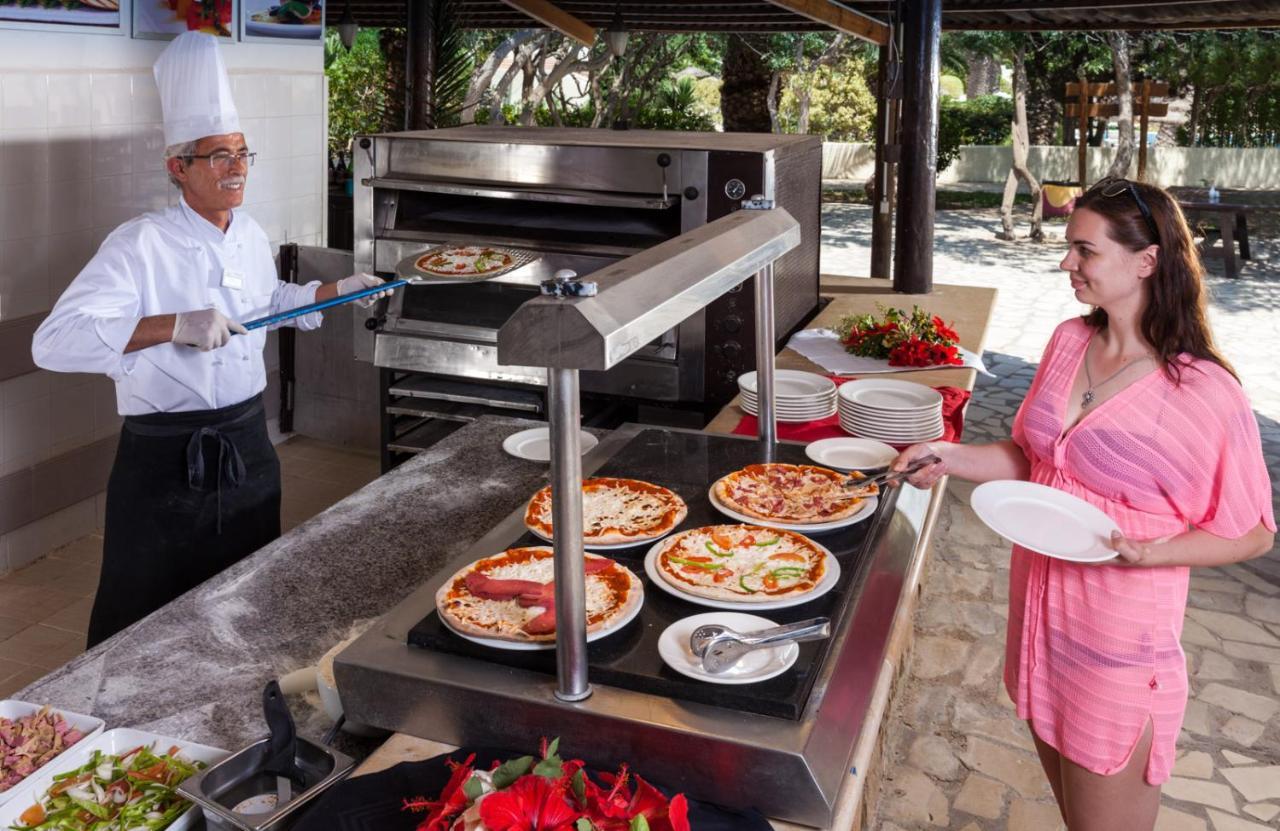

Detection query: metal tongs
xmin=842 ymin=454 xmax=941 ymax=493
xmin=690 ymin=618 xmax=831 ymax=674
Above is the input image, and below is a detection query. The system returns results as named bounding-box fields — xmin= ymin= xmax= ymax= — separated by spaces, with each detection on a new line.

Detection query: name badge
xmin=221 ymin=268 xmax=245 ymax=290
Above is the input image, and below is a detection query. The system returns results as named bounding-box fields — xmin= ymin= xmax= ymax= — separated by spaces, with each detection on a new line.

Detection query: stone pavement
xmin=817 ymin=203 xmax=1280 ymax=830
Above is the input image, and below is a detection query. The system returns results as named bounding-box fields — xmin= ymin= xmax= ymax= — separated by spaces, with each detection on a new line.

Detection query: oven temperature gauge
xmin=724 ymin=178 xmax=747 ymax=201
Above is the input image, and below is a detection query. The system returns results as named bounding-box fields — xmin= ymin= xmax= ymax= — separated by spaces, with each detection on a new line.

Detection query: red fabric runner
xmin=731 ymin=377 xmax=971 ymax=447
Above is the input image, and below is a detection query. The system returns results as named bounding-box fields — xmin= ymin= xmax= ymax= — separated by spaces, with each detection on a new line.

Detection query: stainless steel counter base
xmin=336 ymin=425 xmax=923 ymax=827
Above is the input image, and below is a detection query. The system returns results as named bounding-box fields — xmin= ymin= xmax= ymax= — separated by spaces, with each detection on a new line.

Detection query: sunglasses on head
xmin=1089 ymin=176 xmax=1161 ymax=243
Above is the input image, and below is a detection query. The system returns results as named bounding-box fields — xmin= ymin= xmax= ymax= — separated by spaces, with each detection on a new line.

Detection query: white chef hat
xmin=153 ymin=32 xmax=241 ymax=147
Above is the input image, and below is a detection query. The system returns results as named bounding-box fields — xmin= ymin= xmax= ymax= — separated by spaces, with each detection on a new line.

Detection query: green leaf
xmin=571 ymin=768 xmax=586 ymax=803
xmin=630 ymin=816 xmax=651 ymax=831
xmin=462 ymin=775 xmax=484 ymax=802
xmin=545 ymin=737 xmax=560 ymax=759
xmin=576 ymin=818 xmax=596 ymax=831
xmin=491 ymin=755 xmax=534 ymax=790
xmin=533 ymin=756 xmax=564 ymax=779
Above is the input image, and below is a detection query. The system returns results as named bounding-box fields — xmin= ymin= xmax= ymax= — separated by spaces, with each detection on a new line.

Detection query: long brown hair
xmin=1074 ymin=179 xmax=1237 ymax=383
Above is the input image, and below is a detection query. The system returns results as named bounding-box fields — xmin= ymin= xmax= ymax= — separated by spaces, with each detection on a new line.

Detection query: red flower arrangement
xmin=403 ymin=738 xmax=690 ymax=831
xmin=834 ymin=305 xmax=963 ymax=368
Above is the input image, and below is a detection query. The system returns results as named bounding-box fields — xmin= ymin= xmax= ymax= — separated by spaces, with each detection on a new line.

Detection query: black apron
xmin=88 ymin=393 xmax=281 ymax=648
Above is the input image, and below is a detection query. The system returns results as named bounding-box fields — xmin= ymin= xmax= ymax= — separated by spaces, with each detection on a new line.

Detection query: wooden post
xmin=407 ymin=0 xmax=437 ymax=130
xmin=1137 ymin=78 xmax=1151 ymax=181
xmin=1077 ymin=80 xmax=1089 ymax=186
xmin=870 ymin=40 xmax=898 ymax=282
xmin=892 ymin=0 xmax=941 ymax=294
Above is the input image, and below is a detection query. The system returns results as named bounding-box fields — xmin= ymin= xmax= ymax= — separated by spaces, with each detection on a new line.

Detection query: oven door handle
xmin=363 ymin=177 xmax=677 ymax=210
xmin=240 ymin=280 xmax=410 ymax=331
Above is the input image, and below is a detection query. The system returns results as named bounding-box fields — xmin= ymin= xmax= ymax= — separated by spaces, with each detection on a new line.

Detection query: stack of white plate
xmin=837 ymin=378 xmax=945 ymax=444
xmin=738 ymin=370 xmax=837 ymax=423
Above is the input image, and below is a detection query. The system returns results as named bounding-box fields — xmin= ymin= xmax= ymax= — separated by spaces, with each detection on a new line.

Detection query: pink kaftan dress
xmin=1004 ymin=317 xmax=1275 ymax=784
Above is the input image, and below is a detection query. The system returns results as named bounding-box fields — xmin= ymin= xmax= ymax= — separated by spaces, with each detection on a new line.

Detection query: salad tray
xmin=0 ymin=701 xmax=104 ymax=808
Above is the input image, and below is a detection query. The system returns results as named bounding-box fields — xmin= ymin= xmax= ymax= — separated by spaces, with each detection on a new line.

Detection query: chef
xmin=31 ymin=33 xmax=388 ymax=648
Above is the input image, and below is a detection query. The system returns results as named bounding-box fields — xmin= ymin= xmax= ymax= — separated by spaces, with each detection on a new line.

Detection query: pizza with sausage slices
xmin=713 ymin=463 xmax=875 ymax=524
xmin=415 ymin=246 xmax=513 ymax=278
xmin=435 ymin=547 xmax=642 ymax=643
xmin=654 ymin=524 xmax=828 ymax=602
xmin=524 ymin=478 xmax=688 ymax=546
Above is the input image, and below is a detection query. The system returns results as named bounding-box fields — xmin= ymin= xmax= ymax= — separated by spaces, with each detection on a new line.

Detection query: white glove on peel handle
xmin=337 ymin=272 xmax=393 ymax=308
xmin=172 ymin=308 xmax=247 ymax=351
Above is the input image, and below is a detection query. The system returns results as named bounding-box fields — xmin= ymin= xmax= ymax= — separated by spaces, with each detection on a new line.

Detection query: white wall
xmin=0 ymin=29 xmax=326 ymax=573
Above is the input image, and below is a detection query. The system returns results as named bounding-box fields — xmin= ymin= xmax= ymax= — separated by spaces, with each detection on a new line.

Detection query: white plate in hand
xmin=970 ymin=480 xmax=1120 ymax=563
xmin=658 ymin=612 xmax=798 ymax=684
xmin=502 ymin=428 xmax=598 ymax=462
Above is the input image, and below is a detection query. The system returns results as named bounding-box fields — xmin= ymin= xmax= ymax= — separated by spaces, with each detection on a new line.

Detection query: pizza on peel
xmin=415 ymin=246 xmax=513 ymax=278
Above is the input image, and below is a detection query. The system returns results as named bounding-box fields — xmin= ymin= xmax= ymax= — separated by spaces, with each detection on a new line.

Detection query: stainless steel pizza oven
xmin=351 ymin=128 xmax=821 ymax=460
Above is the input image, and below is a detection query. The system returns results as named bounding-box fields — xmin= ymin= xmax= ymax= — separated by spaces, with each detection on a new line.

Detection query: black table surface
xmin=408 ymin=428 xmax=896 ymax=720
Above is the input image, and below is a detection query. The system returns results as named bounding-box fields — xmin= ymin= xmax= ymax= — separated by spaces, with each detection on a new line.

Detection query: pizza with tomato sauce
xmin=524 ymin=477 xmax=688 ymax=546
xmin=713 ymin=463 xmax=874 ymax=524
xmin=415 ymin=246 xmax=514 ymax=278
xmin=435 ymin=547 xmax=642 ymax=643
xmin=653 ymin=525 xmax=828 ymax=602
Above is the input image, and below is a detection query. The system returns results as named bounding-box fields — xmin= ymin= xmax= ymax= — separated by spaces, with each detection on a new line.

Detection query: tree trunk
xmin=767 ymin=71 xmax=781 ymax=132
xmin=379 ymin=28 xmax=407 ymax=131
xmin=797 ymin=88 xmax=813 ymax=134
xmin=721 ymin=35 xmax=773 ymax=132
xmin=997 ymin=45 xmax=1044 ymax=242
xmin=519 ymin=44 xmax=612 ymax=126
xmin=1188 ymin=83 xmax=1202 ymax=146
xmin=965 ymin=52 xmax=1000 ymax=98
xmin=1107 ymin=30 xmax=1135 ymax=178
xmin=460 ymin=30 xmax=536 ymax=124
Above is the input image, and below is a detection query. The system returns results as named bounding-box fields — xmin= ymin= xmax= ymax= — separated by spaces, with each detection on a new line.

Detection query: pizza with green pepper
xmin=653 ymin=524 xmax=827 ymax=602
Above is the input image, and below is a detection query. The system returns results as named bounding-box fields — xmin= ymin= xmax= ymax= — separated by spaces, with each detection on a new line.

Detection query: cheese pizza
xmin=435 ymin=547 xmax=642 ymax=643
xmin=654 ymin=524 xmax=828 ymax=602
xmin=713 ymin=463 xmax=874 ymax=524
xmin=415 ymin=246 xmax=513 ymax=278
xmin=524 ymin=478 xmax=688 ymax=546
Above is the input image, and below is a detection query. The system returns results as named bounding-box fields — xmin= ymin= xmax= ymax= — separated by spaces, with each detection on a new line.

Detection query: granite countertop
xmin=18 ymin=416 xmax=563 ymax=759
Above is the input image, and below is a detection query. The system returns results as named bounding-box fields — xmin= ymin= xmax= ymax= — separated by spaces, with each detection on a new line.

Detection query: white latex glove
xmin=336 ymin=272 xmax=394 ymax=308
xmin=172 ymin=308 xmax=247 ymax=351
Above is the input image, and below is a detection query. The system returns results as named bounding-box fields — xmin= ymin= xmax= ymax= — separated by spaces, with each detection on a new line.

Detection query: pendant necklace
xmin=1081 ymin=341 xmax=1150 ymax=408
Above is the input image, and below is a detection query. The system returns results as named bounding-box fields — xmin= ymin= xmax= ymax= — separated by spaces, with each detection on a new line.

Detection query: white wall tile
xmin=91 ymin=174 xmax=133 ymax=229
xmin=289 ymin=114 xmax=322 ymax=157
xmin=0 ymin=369 xmax=50 ymax=405
xmin=2 ymin=74 xmax=49 ymax=131
xmin=243 ymin=156 xmax=282 ymax=206
xmin=130 ymin=122 xmax=166 ymax=175
xmin=291 ymin=75 xmax=322 ymax=117
xmin=239 ymin=117 xmax=264 ymax=155
xmin=2 ymin=288 xmax=50 ymax=320
xmin=289 ymin=194 xmax=320 ymax=239
xmin=133 ymin=171 xmax=170 ymax=214
xmin=92 ymin=379 xmax=120 ymax=438
xmin=288 ymin=154 xmax=320 ymax=198
xmin=5 ymin=518 xmax=49 ymax=572
xmin=89 ymin=74 xmax=132 ymax=128
xmin=130 ymin=72 xmax=162 ymax=125
xmin=46 ymin=75 xmax=91 ymax=129
xmin=0 ymin=236 xmax=50 ymax=308
xmin=233 ymin=74 xmax=267 ymax=120
xmin=2 ymin=393 xmax=51 ymax=471
xmin=0 ymin=182 xmax=51 ymax=241
xmin=91 ymin=124 xmax=133 ymax=173
xmin=1 ymin=129 xmax=52 ymax=186
xmin=49 ymin=382 xmax=95 ymax=454
xmin=262 ymin=116 xmax=291 ymax=160
xmin=47 ymin=176 xmax=95 ymax=233
xmin=247 ymin=199 xmax=288 ymax=242
xmin=46 ymin=129 xmax=93 ymax=184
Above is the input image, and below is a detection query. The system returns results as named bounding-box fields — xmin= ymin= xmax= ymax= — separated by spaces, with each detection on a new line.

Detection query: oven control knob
xmin=721 ymin=340 xmax=742 ymax=361
xmin=683 ymin=186 xmax=699 ymax=201
xmin=724 ymin=178 xmax=747 ymax=201
xmin=722 ymin=315 xmax=743 ymax=333
xmin=364 ymin=317 xmax=381 ymax=331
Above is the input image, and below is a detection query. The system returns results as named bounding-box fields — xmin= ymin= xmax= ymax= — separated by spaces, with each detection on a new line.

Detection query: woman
xmin=893 ymin=177 xmax=1275 ymax=831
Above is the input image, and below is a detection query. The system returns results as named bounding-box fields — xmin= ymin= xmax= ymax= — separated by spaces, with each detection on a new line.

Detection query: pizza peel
xmin=394 ymin=242 xmax=539 ymax=286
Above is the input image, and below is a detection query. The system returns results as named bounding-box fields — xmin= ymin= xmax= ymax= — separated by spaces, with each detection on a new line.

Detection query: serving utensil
xmin=842 ymin=454 xmax=941 ymax=492
xmin=690 ymin=618 xmax=831 ymax=674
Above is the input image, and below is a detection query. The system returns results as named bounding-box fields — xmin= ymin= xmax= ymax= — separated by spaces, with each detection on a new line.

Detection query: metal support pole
xmin=892 ymin=0 xmax=941 ymax=294
xmin=871 ymin=40 xmax=899 ymax=282
xmin=548 ymin=368 xmax=590 ymax=702
xmin=406 ymin=0 xmax=437 ymax=130
xmin=754 ymin=262 xmax=777 ymax=459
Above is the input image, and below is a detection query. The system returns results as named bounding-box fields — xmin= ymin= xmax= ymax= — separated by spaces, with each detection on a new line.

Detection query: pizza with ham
xmin=524 ymin=478 xmax=688 ymax=546
xmin=653 ymin=524 xmax=828 ymax=602
xmin=713 ymin=463 xmax=875 ymax=524
xmin=435 ymin=547 xmax=642 ymax=643
xmin=416 ymin=246 xmax=513 ymax=278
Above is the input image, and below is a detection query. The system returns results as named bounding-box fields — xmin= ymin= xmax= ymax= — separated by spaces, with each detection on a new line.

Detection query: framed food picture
xmin=239 ymin=0 xmax=321 ymax=42
xmin=132 ymin=0 xmax=233 ymax=39
xmin=0 ymin=0 xmax=127 ymax=35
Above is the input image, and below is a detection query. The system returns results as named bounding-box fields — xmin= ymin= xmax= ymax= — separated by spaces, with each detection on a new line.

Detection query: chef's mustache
xmin=218 ymin=176 xmax=246 ymax=189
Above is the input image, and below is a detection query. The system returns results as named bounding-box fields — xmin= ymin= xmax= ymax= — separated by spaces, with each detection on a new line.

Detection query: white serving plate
xmin=839 ymin=422 xmax=945 ymax=444
xmin=804 ymin=437 xmax=898 ymax=471
xmin=839 ymin=402 xmax=942 ymax=422
xmin=737 ymin=370 xmax=836 ymax=399
xmin=644 ymin=537 xmax=840 ymax=611
xmin=526 ymin=523 xmax=671 ymax=551
xmin=0 ymin=727 xmax=229 ymax=830
xmin=0 ymin=702 xmax=105 ymax=808
xmin=437 ymin=580 xmax=645 ymax=651
xmin=970 ymin=480 xmax=1120 ymax=563
xmin=838 ymin=378 xmax=943 ymax=412
xmin=502 ymin=427 xmax=598 ymax=462
xmin=657 ymin=613 xmax=799 ymax=684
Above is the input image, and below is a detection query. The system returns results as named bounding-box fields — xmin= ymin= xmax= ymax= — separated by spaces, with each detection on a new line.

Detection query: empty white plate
xmin=738 ymin=370 xmax=836 ymax=399
xmin=970 ymin=480 xmax=1120 ymax=563
xmin=658 ymin=612 xmax=798 ymax=684
xmin=805 ymin=437 xmax=898 ymax=470
xmin=502 ymin=427 xmax=598 ymax=462
xmin=839 ymin=378 xmax=943 ymax=412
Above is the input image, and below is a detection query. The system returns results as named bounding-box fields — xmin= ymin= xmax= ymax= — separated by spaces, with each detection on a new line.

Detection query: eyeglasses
xmin=183 ymin=151 xmax=257 ymax=171
xmin=1090 ymin=176 xmax=1160 ymax=243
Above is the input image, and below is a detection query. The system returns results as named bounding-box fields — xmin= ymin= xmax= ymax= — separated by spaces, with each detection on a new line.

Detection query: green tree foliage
xmin=776 ymin=52 xmax=876 ymax=140
xmin=324 ymin=28 xmax=389 ymax=158
xmin=937 ymin=95 xmax=1014 ymax=172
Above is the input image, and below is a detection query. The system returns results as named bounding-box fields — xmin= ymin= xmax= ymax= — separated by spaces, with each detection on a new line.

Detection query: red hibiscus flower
xmin=403 ymin=754 xmax=475 ymax=831
xmin=479 ymin=774 xmax=579 ymax=831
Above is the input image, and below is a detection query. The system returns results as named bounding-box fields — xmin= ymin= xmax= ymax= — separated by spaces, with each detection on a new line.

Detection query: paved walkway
xmin=818 ymin=204 xmax=1280 ymax=830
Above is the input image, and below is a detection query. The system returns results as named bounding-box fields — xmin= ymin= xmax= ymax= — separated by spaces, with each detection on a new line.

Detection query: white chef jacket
xmin=32 ymin=196 xmax=323 ymax=416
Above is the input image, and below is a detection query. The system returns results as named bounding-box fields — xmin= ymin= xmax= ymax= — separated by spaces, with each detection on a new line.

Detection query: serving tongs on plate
xmin=841 ymin=454 xmax=941 ymax=494
xmin=690 ymin=618 xmax=831 ymax=674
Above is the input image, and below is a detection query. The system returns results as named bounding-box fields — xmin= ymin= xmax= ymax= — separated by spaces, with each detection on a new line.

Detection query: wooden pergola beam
xmin=499 ymin=0 xmax=597 ymax=46
xmin=762 ymin=0 xmax=889 ymax=45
